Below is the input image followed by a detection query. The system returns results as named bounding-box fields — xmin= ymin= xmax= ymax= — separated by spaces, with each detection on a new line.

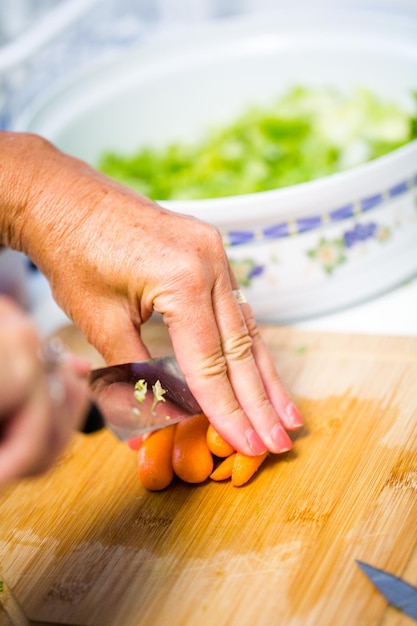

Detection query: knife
xmin=86 ymin=356 xmax=202 ymax=441
xmin=356 ymin=560 xmax=417 ymax=620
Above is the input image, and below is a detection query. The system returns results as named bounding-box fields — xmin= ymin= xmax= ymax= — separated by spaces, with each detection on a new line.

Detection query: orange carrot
xmin=206 ymin=424 xmax=235 ymax=457
xmin=172 ymin=413 xmax=213 ymax=483
xmin=137 ymin=425 xmax=176 ymax=491
xmin=209 ymin=453 xmax=236 ymax=481
xmin=231 ymin=451 xmax=269 ymax=487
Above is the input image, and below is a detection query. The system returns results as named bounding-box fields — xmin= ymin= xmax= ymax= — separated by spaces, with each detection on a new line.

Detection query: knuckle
xmin=207 ymin=224 xmax=224 ymax=247
xmin=222 ymin=332 xmax=253 ymax=362
xmin=194 ymin=218 xmax=221 ymax=239
xmin=250 ymin=393 xmax=274 ymax=414
xmin=194 ymin=221 xmax=225 ymax=255
xmin=154 ymin=257 xmax=208 ymax=296
xmin=219 ymin=403 xmax=245 ymax=424
xmin=195 ymin=351 xmax=229 ymax=381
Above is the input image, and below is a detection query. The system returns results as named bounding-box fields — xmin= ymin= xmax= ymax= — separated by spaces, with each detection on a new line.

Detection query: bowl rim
xmin=158 ymin=140 xmax=417 ymax=237
xmin=161 ymin=140 xmax=417 ymax=210
xmin=13 ymin=6 xmax=417 ymax=227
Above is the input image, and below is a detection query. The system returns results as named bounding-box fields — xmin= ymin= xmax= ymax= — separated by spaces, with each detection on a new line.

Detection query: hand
xmin=1 ymin=132 xmax=303 ymax=457
xmin=0 ymin=296 xmax=91 ymax=488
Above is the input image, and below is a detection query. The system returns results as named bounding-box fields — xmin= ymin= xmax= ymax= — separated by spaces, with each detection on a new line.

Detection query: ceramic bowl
xmin=15 ymin=8 xmax=417 ymax=322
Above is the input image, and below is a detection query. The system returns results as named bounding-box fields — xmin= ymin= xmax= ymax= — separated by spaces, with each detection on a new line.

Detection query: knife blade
xmin=356 ymin=560 xmax=417 ymax=620
xmin=88 ymin=356 xmax=202 ymax=441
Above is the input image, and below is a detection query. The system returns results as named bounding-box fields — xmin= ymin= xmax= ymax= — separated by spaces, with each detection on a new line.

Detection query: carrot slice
xmin=210 ymin=453 xmax=236 ymax=481
xmin=231 ymin=451 xmax=269 ymax=487
xmin=172 ymin=413 xmax=213 ymax=483
xmin=206 ymin=424 xmax=235 ymax=457
xmin=137 ymin=425 xmax=176 ymax=491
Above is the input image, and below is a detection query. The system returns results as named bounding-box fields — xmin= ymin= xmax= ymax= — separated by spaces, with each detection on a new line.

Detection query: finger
xmin=0 ymin=383 xmax=56 ymax=485
xmin=75 ymin=299 xmax=151 ymax=365
xmin=0 ymin=299 xmax=41 ymax=414
xmin=163 ymin=266 xmax=291 ymax=456
xmin=0 ymin=364 xmax=90 ymax=487
xmin=244 ymin=314 xmax=303 ymax=430
xmin=167 ymin=295 xmax=263 ymax=456
xmin=211 ymin=280 xmax=295 ymax=454
xmin=46 ymin=366 xmax=91 ymax=450
xmin=228 ymin=279 xmax=303 ymax=432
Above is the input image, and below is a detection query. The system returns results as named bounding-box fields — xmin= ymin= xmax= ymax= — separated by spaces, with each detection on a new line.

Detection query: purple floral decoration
xmin=229 ymin=258 xmax=265 ymax=287
xmin=308 ymin=221 xmax=391 ymax=274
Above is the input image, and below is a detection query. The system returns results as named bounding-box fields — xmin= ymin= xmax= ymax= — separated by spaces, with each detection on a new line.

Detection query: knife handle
xmin=81 ymin=402 xmax=105 ymax=434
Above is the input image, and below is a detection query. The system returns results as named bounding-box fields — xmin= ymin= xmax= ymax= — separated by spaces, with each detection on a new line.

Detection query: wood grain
xmin=0 ymin=324 xmax=416 ymax=626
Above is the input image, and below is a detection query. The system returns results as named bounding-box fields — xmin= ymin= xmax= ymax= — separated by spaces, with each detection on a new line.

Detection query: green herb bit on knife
xmin=134 ymin=379 xmax=147 ymax=405
xmin=151 ymin=380 xmax=167 ymax=414
xmin=133 ymin=379 xmax=167 ymax=416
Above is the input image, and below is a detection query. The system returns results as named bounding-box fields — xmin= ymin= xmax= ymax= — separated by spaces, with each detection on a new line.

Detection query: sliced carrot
xmin=137 ymin=425 xmax=176 ymax=491
xmin=231 ymin=451 xmax=269 ymax=487
xmin=210 ymin=453 xmax=236 ymax=481
xmin=206 ymin=424 xmax=235 ymax=457
xmin=172 ymin=413 xmax=213 ymax=483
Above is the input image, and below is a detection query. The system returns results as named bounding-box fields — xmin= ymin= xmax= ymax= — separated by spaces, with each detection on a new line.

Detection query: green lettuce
xmin=98 ymin=86 xmax=416 ymax=200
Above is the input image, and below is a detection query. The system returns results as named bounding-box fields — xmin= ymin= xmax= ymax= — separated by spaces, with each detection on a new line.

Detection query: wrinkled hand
xmin=0 ymin=296 xmax=91 ymax=487
xmin=2 ymin=132 xmax=303 ymax=457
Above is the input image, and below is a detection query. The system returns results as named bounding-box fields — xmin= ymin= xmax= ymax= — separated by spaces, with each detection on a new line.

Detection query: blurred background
xmin=2 ymin=0 xmax=417 ymax=130
xmin=1 ymin=0 xmax=417 ymax=337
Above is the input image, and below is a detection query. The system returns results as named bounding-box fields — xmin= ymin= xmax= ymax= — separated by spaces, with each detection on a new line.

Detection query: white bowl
xmin=15 ymin=8 xmax=417 ymax=323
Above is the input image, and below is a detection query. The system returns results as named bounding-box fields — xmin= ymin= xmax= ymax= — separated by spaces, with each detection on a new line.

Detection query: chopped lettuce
xmin=98 ymin=86 xmax=416 ymax=200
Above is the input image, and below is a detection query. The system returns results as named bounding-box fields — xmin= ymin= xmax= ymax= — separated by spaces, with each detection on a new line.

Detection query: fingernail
xmin=246 ymin=428 xmax=268 ymax=455
xmin=285 ymin=402 xmax=304 ymax=429
xmin=81 ymin=402 xmax=105 ymax=434
xmin=271 ymin=423 xmax=293 ymax=452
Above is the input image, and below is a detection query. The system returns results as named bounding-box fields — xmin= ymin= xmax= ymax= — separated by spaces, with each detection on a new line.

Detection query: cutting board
xmin=0 ymin=323 xmax=416 ymax=626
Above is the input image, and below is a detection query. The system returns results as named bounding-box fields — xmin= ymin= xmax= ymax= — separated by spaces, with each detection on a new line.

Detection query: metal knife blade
xmin=88 ymin=356 xmax=202 ymax=441
xmin=356 ymin=560 xmax=417 ymax=620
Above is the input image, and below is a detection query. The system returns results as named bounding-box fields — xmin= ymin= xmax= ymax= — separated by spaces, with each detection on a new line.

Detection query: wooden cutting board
xmin=0 ymin=323 xmax=416 ymax=626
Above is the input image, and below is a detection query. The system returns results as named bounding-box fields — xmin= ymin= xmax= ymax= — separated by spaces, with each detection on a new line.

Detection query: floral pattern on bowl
xmin=222 ymin=174 xmax=416 ymax=247
xmin=229 ymin=258 xmax=265 ymax=287
xmin=224 ymin=178 xmax=417 ymax=321
xmin=307 ymin=221 xmax=392 ymax=275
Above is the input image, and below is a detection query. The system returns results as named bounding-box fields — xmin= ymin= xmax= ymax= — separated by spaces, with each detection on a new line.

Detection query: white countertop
xmin=293 ymin=275 xmax=417 ymax=336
